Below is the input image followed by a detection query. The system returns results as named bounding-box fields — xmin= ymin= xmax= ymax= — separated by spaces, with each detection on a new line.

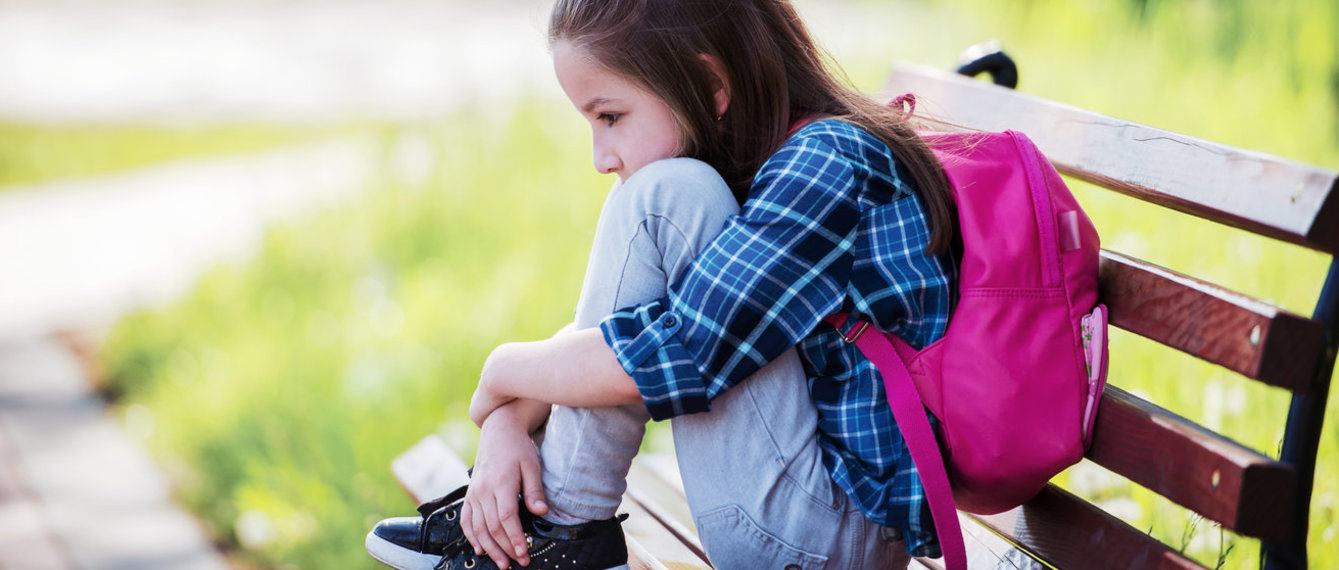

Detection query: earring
xmin=716 ymin=114 xmax=723 ymax=122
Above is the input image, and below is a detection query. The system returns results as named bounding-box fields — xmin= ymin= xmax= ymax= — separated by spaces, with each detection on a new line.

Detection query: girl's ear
xmin=698 ymin=53 xmax=732 ymax=119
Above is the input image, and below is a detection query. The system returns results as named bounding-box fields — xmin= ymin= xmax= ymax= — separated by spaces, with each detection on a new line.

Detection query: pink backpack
xmin=827 ymin=129 xmax=1109 ymax=570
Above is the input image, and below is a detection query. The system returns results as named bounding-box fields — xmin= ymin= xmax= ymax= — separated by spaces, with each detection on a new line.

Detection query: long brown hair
xmin=549 ymin=0 xmax=956 ymax=255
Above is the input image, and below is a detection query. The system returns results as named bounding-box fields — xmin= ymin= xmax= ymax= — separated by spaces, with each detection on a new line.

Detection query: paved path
xmin=0 ymin=404 xmax=73 ymax=570
xmin=0 ymin=136 xmax=380 ymax=569
xmin=0 ymin=136 xmax=378 ymax=343
xmin=0 ymin=338 xmax=229 ymax=570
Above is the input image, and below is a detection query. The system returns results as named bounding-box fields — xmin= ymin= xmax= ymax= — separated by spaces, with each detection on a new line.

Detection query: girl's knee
xmin=595 ymin=158 xmax=737 ymax=286
xmin=621 ymin=158 xmax=738 ymax=222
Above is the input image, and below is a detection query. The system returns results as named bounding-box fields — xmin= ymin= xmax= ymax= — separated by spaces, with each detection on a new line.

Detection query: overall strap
xmin=826 ymin=314 xmax=966 ymax=570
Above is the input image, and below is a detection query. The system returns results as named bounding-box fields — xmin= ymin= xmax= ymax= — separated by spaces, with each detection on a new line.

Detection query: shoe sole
xmin=365 ymin=530 xmax=444 ymax=570
xmin=366 ymin=529 xmax=632 ymax=570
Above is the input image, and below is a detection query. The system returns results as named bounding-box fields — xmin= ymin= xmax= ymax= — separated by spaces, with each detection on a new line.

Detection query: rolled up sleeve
xmin=600 ymin=300 xmax=709 ymax=419
xmin=600 ymin=135 xmax=863 ymax=421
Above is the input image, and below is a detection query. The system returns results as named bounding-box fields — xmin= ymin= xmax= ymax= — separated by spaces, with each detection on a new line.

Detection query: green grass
xmin=96 ymin=0 xmax=1338 ymax=568
xmin=0 ymin=121 xmax=348 ymax=188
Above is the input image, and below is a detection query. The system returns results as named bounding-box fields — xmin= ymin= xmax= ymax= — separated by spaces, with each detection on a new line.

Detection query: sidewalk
xmin=0 ymin=137 xmax=378 ymax=344
xmin=0 ymin=338 xmax=229 ymax=570
xmin=0 ymin=138 xmax=380 ymax=569
xmin=0 ymin=396 xmax=73 ymax=570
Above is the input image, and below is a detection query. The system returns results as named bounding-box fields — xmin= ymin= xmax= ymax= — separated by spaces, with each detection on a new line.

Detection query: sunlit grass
xmin=93 ymin=0 xmax=1339 ymax=568
xmin=0 ymin=121 xmax=350 ymax=188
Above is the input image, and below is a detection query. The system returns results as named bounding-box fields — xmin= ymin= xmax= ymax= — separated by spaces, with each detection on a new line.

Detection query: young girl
xmin=367 ymin=1 xmax=958 ymax=569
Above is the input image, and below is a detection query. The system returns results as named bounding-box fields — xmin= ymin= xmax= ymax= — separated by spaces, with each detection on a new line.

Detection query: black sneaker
xmin=366 ymin=485 xmax=472 ymax=569
xmin=365 ymin=484 xmax=630 ymax=570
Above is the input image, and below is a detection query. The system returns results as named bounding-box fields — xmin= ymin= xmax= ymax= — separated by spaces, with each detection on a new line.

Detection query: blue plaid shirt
xmin=599 ymin=119 xmax=955 ymax=557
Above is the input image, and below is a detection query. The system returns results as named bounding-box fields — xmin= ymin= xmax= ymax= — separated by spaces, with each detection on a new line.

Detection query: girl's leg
xmin=539 ymin=158 xmax=739 ymax=523
xmin=670 ymin=355 xmax=911 ymax=569
xmin=540 ymin=158 xmax=907 ymax=569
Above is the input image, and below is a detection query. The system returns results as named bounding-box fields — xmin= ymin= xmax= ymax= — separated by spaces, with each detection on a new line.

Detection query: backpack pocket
xmin=1080 ymin=303 xmax=1109 ymax=448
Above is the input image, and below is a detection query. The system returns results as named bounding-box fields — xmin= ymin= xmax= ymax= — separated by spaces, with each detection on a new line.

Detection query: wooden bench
xmin=882 ymin=53 xmax=1337 ymax=569
xmin=391 ymin=53 xmax=1337 ymax=569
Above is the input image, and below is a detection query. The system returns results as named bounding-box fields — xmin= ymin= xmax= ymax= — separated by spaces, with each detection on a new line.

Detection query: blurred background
xmin=0 ymin=0 xmax=1334 ymax=568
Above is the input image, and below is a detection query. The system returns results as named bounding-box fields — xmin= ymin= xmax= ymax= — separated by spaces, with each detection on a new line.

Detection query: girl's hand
xmin=459 ymin=405 xmax=549 ymax=570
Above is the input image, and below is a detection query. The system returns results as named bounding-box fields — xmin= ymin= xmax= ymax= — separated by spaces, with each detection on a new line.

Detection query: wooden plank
xmin=618 ymin=493 xmax=711 ymax=570
xmin=1086 ymin=387 xmax=1296 ymax=540
xmin=956 ymin=512 xmax=1032 ymax=569
xmin=991 ymin=494 xmax=1191 ymax=569
xmin=970 ymin=511 xmax=1058 ymax=570
xmin=1001 ymin=485 xmax=1206 ymax=569
xmin=626 ymin=455 xmax=699 ymax=540
xmin=624 ymin=537 xmax=669 ymax=570
xmin=1099 ymin=250 xmax=1325 ymax=392
xmin=884 ymin=62 xmax=1339 ymax=254
xmin=631 ymin=455 xmax=1021 ymax=570
xmin=911 ymin=557 xmax=944 ymax=570
xmin=392 ymin=435 xmax=469 ymax=501
xmin=626 ymin=461 xmax=708 ymax=564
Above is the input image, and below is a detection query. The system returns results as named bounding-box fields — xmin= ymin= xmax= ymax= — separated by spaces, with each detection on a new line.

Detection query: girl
xmin=367 ymin=1 xmax=958 ymax=568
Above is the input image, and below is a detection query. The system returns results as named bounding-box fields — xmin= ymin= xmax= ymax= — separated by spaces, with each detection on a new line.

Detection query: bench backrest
xmin=884 ymin=62 xmax=1338 ymax=569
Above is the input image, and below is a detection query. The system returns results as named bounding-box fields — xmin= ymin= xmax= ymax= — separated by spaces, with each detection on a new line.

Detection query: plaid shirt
xmin=599 ymin=119 xmax=955 ymax=556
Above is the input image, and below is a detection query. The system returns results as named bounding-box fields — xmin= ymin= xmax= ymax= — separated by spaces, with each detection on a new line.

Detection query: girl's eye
xmin=597 ymin=112 xmax=622 ymax=126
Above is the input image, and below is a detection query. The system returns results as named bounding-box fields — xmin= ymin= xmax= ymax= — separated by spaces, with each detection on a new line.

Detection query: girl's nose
xmin=594 ymin=154 xmax=620 ymax=175
xmin=592 ymin=138 xmax=620 ymax=175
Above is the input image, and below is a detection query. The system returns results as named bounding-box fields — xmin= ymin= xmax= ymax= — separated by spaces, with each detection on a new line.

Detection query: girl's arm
xmin=461 ymin=323 xmax=578 ymax=569
xmin=469 ymin=327 xmax=638 ymax=426
xmin=463 ymin=322 xmax=634 ymax=567
xmin=473 ymin=128 xmax=912 ymax=431
xmin=470 ymin=322 xmax=586 ymax=430
xmin=461 ymin=400 xmax=549 ymax=570
xmin=474 ymin=134 xmax=872 ymax=425
xmin=495 ymin=396 xmax=554 ymax=435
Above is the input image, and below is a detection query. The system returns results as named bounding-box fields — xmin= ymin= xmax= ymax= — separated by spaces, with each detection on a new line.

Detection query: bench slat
xmin=988 ymin=485 xmax=1207 ymax=569
xmin=626 ymin=459 xmax=708 ymax=561
xmin=392 ymin=435 xmax=470 ymax=501
xmin=630 ymin=455 xmax=1024 ymax=569
xmin=884 ymin=63 xmax=1339 ymax=254
xmin=1099 ymin=250 xmax=1325 ymax=392
xmin=1086 ymin=386 xmax=1296 ymax=540
xmin=616 ymin=495 xmax=711 ymax=570
xmin=623 ymin=538 xmax=669 ymax=570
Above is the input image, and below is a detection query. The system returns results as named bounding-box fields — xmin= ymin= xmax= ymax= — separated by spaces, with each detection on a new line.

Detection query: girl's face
xmin=554 ymin=41 xmax=682 ymax=181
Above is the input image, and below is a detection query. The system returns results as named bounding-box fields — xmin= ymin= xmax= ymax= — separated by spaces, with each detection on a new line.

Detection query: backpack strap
xmin=826 ymin=314 xmax=966 ymax=570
